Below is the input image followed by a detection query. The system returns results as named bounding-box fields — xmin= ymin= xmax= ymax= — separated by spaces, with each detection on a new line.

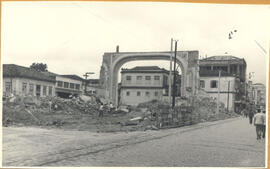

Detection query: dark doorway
xmin=36 ymin=85 xmax=41 ymax=97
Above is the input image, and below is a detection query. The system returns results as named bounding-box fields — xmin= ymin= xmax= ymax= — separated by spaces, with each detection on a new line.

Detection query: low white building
xmin=3 ymin=64 xmax=56 ymax=97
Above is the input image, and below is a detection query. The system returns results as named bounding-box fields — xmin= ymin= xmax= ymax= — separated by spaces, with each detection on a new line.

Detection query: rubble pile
xmin=3 ymin=95 xmax=100 ymax=127
xmin=192 ymin=96 xmax=238 ymax=122
xmin=133 ymin=97 xmax=239 ymax=130
xmin=3 ymin=94 xmax=239 ymax=132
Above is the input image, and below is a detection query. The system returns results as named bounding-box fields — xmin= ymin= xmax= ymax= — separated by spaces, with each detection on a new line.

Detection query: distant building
xmin=3 ymin=64 xmax=56 ymax=97
xmin=119 ymin=66 xmax=180 ymax=106
xmin=199 ymin=55 xmax=247 ymax=113
xmin=82 ymin=79 xmax=104 ymax=96
xmin=55 ymin=75 xmax=84 ymax=98
xmin=251 ymin=83 xmax=266 ymax=110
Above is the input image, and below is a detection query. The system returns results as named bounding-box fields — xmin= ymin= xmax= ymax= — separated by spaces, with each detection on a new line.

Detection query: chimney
xmin=116 ymin=45 xmax=119 ymax=53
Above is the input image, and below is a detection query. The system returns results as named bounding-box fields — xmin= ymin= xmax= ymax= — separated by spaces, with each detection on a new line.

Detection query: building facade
xmin=199 ymin=55 xmax=247 ymax=113
xmin=55 ymin=75 xmax=84 ymax=98
xmin=119 ymin=66 xmax=180 ymax=106
xmin=3 ymin=64 xmax=56 ymax=97
xmin=199 ymin=70 xmax=240 ymax=112
xmin=251 ymin=83 xmax=266 ymax=110
xmin=82 ymin=79 xmax=104 ymax=96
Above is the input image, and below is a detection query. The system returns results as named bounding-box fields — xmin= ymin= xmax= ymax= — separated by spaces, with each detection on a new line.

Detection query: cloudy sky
xmin=2 ymin=2 xmax=270 ymax=84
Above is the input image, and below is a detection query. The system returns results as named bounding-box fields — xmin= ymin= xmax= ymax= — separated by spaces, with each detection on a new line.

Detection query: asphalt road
xmin=3 ymin=117 xmax=266 ymax=167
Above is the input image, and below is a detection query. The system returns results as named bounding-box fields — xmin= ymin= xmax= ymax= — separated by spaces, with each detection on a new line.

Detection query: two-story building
xmin=199 ymin=55 xmax=247 ymax=113
xmin=3 ymin=64 xmax=56 ymax=97
xmin=119 ymin=66 xmax=180 ymax=106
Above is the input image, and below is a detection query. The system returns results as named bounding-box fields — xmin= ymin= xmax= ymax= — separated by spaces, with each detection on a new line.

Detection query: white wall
xmin=3 ymin=77 xmax=55 ymax=97
xmin=120 ymin=88 xmax=163 ymax=106
xmin=200 ymin=76 xmax=236 ymax=111
xmin=200 ymin=76 xmax=236 ymax=92
xmin=121 ymin=72 xmax=166 ymax=87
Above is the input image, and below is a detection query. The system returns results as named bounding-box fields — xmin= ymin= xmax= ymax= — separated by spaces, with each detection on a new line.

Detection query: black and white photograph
xmin=1 ymin=1 xmax=269 ymax=167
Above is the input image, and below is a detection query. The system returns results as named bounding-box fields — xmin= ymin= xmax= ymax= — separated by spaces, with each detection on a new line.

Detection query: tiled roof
xmin=60 ymin=75 xmax=85 ymax=81
xmin=201 ymin=55 xmax=242 ymax=61
xmin=3 ymin=64 xmax=56 ymax=82
xmin=121 ymin=66 xmax=181 ymax=74
xmin=121 ymin=66 xmax=168 ymax=72
xmin=130 ymin=66 xmax=164 ymax=71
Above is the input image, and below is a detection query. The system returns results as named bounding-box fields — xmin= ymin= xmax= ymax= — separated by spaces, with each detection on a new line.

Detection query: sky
xmin=2 ymin=2 xmax=270 ymax=85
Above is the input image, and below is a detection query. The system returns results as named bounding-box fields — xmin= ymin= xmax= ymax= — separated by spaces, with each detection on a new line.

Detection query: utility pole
xmin=83 ymin=72 xmax=94 ymax=94
xmin=227 ymin=81 xmax=230 ymax=111
xmin=169 ymin=38 xmax=173 ymax=106
xmin=216 ymin=70 xmax=221 ymax=114
xmin=172 ymin=40 xmax=178 ymax=108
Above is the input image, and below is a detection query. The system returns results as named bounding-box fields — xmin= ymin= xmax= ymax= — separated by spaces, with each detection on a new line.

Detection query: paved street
xmin=3 ymin=117 xmax=266 ymax=167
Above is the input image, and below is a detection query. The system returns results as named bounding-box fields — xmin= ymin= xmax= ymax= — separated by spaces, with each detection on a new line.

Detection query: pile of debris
xmin=3 ymin=94 xmax=239 ymax=132
xmin=3 ymin=95 xmax=100 ymax=127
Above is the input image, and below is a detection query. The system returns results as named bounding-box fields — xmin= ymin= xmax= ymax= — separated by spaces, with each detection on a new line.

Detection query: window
xmin=145 ymin=76 xmax=151 ymax=80
xmin=137 ymin=91 xmax=141 ymax=96
xmin=126 ymin=91 xmax=130 ymax=96
xmin=64 ymin=82 xmax=69 ymax=88
xmin=29 ymin=84 xmax=34 ymax=94
xmin=154 ymin=76 xmax=160 ymax=80
xmin=22 ymin=83 xmax=27 ymax=94
xmin=75 ymin=84 xmax=80 ymax=90
xmin=70 ymin=83 xmax=75 ymax=89
xmin=5 ymin=82 xmax=12 ymax=93
xmin=136 ymin=76 xmax=142 ymax=80
xmin=200 ymin=80 xmax=205 ymax=88
xmin=48 ymin=86 xmax=52 ymax=96
xmin=43 ymin=86 xmax=47 ymax=96
xmin=126 ymin=76 xmax=131 ymax=80
xmin=57 ymin=81 xmax=63 ymax=87
xmin=210 ymin=80 xmax=218 ymax=88
xmin=155 ymin=91 xmax=159 ymax=96
xmin=145 ymin=91 xmax=150 ymax=96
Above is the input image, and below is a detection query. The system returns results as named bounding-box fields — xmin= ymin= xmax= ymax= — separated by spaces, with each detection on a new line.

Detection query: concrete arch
xmin=99 ymin=51 xmax=199 ymax=105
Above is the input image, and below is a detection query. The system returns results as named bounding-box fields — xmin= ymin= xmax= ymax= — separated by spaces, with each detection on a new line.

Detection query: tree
xmin=30 ymin=63 xmax=48 ymax=72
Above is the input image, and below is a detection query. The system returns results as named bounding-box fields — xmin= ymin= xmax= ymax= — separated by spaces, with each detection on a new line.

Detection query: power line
xmin=254 ymin=40 xmax=267 ymax=55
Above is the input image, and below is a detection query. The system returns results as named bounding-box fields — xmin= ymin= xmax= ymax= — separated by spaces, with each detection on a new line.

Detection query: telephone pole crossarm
xmin=83 ymin=72 xmax=95 ymax=93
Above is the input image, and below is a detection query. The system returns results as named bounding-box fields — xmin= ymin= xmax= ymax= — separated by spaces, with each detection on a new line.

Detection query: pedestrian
xmin=48 ymin=100 xmax=52 ymax=113
xmin=262 ymin=110 xmax=266 ymax=139
xmin=109 ymin=102 xmax=114 ymax=113
xmin=248 ymin=109 xmax=254 ymax=124
xmin=98 ymin=103 xmax=104 ymax=117
xmin=253 ymin=109 xmax=266 ymax=140
xmin=241 ymin=108 xmax=247 ymax=118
